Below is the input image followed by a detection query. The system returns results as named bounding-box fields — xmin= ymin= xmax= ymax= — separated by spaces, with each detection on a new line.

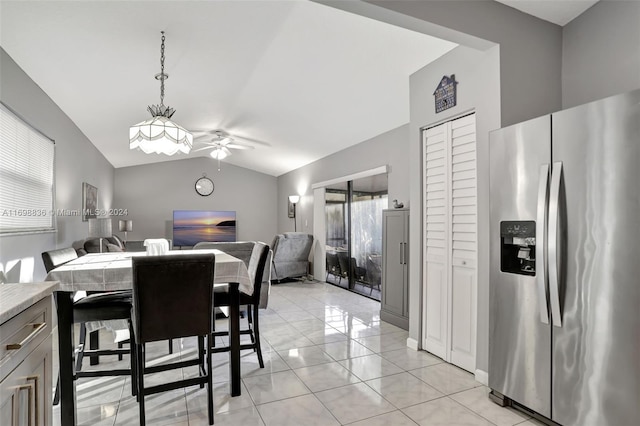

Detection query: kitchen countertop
xmin=0 ymin=281 xmax=59 ymax=324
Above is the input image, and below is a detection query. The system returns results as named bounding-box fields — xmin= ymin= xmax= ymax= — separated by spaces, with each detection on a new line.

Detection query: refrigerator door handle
xmin=548 ymin=161 xmax=563 ymax=327
xmin=536 ymin=164 xmax=550 ymax=324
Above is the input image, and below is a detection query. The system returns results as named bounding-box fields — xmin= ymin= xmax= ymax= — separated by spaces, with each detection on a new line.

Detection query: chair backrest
xmin=42 ymin=247 xmax=79 ymax=273
xmin=131 ymin=254 xmax=215 ymax=344
xmin=246 ymin=242 xmax=270 ymax=302
xmin=194 ymin=241 xmax=271 ymax=293
xmin=326 ymin=253 xmax=340 ymax=273
xmin=337 ymin=252 xmax=349 ymax=277
xmin=270 ymin=233 xmax=313 ymax=262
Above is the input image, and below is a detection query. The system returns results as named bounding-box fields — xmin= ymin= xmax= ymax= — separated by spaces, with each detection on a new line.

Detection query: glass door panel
xmin=324 ymin=175 xmax=387 ymax=300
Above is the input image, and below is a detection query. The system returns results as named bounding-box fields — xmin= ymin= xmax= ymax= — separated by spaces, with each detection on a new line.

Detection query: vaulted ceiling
xmin=0 ymin=0 xmax=456 ymax=176
xmin=0 ymin=1 xmax=598 ymax=176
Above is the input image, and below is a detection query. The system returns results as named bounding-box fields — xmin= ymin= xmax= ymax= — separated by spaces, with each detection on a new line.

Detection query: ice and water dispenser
xmin=500 ymin=221 xmax=536 ymax=276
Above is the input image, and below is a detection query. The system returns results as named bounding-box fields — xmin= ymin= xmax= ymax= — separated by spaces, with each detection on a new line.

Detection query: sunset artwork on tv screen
xmin=172 ymin=210 xmax=236 ymax=247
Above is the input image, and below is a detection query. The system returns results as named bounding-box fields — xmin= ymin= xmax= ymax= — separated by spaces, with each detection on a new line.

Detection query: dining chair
xmin=131 ymin=253 xmax=215 ymax=425
xmin=42 ymin=248 xmax=137 ymax=405
xmin=325 ymin=252 xmax=341 ymax=283
xmin=194 ymin=241 xmax=270 ymax=368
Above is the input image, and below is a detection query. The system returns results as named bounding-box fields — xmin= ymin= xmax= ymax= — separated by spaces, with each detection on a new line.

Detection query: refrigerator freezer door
xmin=551 ymin=90 xmax=640 ymax=426
xmin=489 ymin=115 xmax=552 ymax=417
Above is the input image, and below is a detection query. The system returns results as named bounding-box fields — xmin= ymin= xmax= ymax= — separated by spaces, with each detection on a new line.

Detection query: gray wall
xmin=325 ymin=0 xmax=563 ymax=126
xmin=409 ymin=45 xmax=501 ymax=374
xmin=114 ymin=157 xmax=277 ymax=246
xmin=562 ymin=0 xmax=640 ymax=108
xmin=277 ymin=124 xmax=409 ymax=237
xmin=0 ymin=47 xmax=115 ymax=282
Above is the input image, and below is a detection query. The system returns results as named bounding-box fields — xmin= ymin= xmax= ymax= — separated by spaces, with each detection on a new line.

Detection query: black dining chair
xmin=131 ymin=254 xmax=215 ymax=425
xmin=326 ymin=252 xmax=341 ymax=283
xmin=195 ymin=241 xmax=270 ymax=368
xmin=42 ymin=248 xmax=137 ymax=405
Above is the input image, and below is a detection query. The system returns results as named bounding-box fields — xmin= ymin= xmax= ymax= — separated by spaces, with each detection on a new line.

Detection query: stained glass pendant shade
xmin=129 ymin=31 xmax=192 ymax=155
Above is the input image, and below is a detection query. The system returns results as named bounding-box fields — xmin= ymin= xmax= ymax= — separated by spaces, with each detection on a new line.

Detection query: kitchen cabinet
xmin=0 ymin=283 xmax=56 ymax=425
xmin=380 ymin=208 xmax=409 ymax=330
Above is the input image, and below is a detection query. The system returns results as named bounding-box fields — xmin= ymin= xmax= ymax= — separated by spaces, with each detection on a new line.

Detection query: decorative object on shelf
xmin=129 ymin=31 xmax=192 ymax=156
xmin=433 ymin=74 xmax=458 ymax=113
xmin=195 ymin=174 xmax=214 ymax=196
xmin=82 ymin=182 xmax=98 ymax=222
xmin=118 ymin=219 xmax=133 ymax=243
xmin=88 ymin=217 xmax=112 ymax=253
xmin=288 ymin=195 xmax=300 ymax=231
xmin=393 ymin=199 xmax=404 ymax=208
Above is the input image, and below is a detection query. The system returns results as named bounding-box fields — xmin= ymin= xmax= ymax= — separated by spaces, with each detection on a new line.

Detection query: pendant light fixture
xmin=129 ymin=31 xmax=192 ymax=155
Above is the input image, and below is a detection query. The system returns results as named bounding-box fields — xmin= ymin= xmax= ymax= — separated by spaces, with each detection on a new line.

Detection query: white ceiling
xmin=0 ymin=1 xmax=599 ymax=177
xmin=495 ymin=0 xmax=599 ymax=26
xmin=0 ymin=0 xmax=456 ymax=176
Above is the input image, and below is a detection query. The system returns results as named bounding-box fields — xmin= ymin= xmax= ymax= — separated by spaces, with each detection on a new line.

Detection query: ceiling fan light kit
xmin=209 ymin=147 xmax=230 ymax=160
xmin=129 ymin=31 xmax=193 ymax=156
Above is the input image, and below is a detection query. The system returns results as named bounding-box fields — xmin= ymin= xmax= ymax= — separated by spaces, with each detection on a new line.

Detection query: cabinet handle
xmin=6 ymin=323 xmax=46 ymax=350
xmin=400 ymin=243 xmax=403 ymax=265
xmin=27 ymin=376 xmax=39 ymax=426
xmin=13 ymin=383 xmax=34 ymax=426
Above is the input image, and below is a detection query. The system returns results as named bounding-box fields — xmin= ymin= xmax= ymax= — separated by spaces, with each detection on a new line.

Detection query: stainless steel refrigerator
xmin=488 ymin=90 xmax=640 ymax=426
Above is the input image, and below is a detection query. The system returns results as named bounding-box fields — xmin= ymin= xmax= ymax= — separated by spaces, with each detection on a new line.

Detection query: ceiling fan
xmin=191 ymin=130 xmax=254 ymax=159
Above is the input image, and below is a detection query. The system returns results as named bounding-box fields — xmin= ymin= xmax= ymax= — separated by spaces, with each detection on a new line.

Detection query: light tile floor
xmin=52 ymin=281 xmax=541 ymax=425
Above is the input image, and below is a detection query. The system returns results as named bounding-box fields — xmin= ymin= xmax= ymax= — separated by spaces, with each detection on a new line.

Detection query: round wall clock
xmin=195 ymin=176 xmax=214 ymax=196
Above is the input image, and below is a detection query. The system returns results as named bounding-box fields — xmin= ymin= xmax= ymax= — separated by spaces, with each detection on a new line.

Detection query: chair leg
xmin=75 ymin=323 xmax=87 ymax=372
xmin=252 ymin=304 xmax=264 ymax=368
xmin=136 ymin=343 xmax=145 ymax=424
xmin=206 ymin=334 xmax=214 ymax=426
xmin=89 ymin=329 xmax=100 ymax=365
xmin=198 ymin=336 xmax=205 ymax=389
xmin=118 ymin=341 xmax=125 ymax=361
xmin=247 ymin=307 xmax=256 ymax=346
xmin=129 ymin=321 xmax=138 ymax=397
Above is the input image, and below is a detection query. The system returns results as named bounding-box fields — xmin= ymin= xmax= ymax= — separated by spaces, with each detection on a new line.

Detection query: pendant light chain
xmin=159 ymin=31 xmax=166 ymax=107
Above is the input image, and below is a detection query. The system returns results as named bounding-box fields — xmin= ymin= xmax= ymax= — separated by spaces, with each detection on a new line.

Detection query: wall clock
xmin=195 ymin=176 xmax=214 ymax=196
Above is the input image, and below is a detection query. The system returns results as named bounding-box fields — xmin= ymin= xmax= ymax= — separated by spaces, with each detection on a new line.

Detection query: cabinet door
xmin=382 ymin=211 xmax=406 ymax=317
xmin=0 ymin=335 xmax=52 ymax=426
xmin=402 ymin=213 xmax=410 ymax=318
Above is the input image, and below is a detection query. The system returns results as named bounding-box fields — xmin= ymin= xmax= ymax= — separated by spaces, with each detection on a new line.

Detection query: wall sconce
xmin=288 ymin=195 xmax=300 ymax=231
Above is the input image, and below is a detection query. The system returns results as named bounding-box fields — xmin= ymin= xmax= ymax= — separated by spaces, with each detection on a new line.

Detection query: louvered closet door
xmin=423 ymin=121 xmax=449 ymax=360
xmin=423 ymin=113 xmax=477 ymax=372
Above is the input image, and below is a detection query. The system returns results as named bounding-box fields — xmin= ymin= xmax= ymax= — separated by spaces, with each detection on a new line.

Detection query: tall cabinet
xmin=380 ymin=208 xmax=409 ymax=330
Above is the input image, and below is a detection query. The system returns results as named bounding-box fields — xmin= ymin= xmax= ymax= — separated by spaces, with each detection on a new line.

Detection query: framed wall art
xmin=82 ymin=182 xmax=98 ymax=221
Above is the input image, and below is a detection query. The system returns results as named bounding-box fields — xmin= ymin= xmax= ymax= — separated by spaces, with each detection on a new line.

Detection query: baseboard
xmin=406 ymin=337 xmax=419 ymax=351
xmin=475 ymin=368 xmax=489 ymax=385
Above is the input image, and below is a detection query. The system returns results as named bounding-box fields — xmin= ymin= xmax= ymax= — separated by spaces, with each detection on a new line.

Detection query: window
xmin=0 ymin=102 xmax=55 ymax=234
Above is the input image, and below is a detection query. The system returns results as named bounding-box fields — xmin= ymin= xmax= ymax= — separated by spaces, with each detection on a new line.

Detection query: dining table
xmin=45 ymin=249 xmax=252 ymax=426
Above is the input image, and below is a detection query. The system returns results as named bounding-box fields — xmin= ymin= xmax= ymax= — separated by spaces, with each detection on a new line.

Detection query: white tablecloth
xmin=46 ymin=249 xmax=252 ymax=336
xmin=46 ymin=249 xmax=252 ymax=294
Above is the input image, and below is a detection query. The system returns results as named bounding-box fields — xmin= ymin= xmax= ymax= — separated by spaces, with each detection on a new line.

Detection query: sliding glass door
xmin=325 ymin=174 xmax=387 ymax=300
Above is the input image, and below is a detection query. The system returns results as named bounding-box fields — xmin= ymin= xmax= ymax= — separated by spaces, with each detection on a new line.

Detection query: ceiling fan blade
xmin=227 ymin=143 xmax=254 ymax=150
xmin=192 ymin=146 xmax=214 ymax=153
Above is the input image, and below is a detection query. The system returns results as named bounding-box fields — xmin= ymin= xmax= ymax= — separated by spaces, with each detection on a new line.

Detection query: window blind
xmin=0 ymin=102 xmax=55 ymax=234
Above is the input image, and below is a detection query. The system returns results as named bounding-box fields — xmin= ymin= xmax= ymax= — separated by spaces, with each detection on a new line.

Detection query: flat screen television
xmin=172 ymin=210 xmax=236 ymax=247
